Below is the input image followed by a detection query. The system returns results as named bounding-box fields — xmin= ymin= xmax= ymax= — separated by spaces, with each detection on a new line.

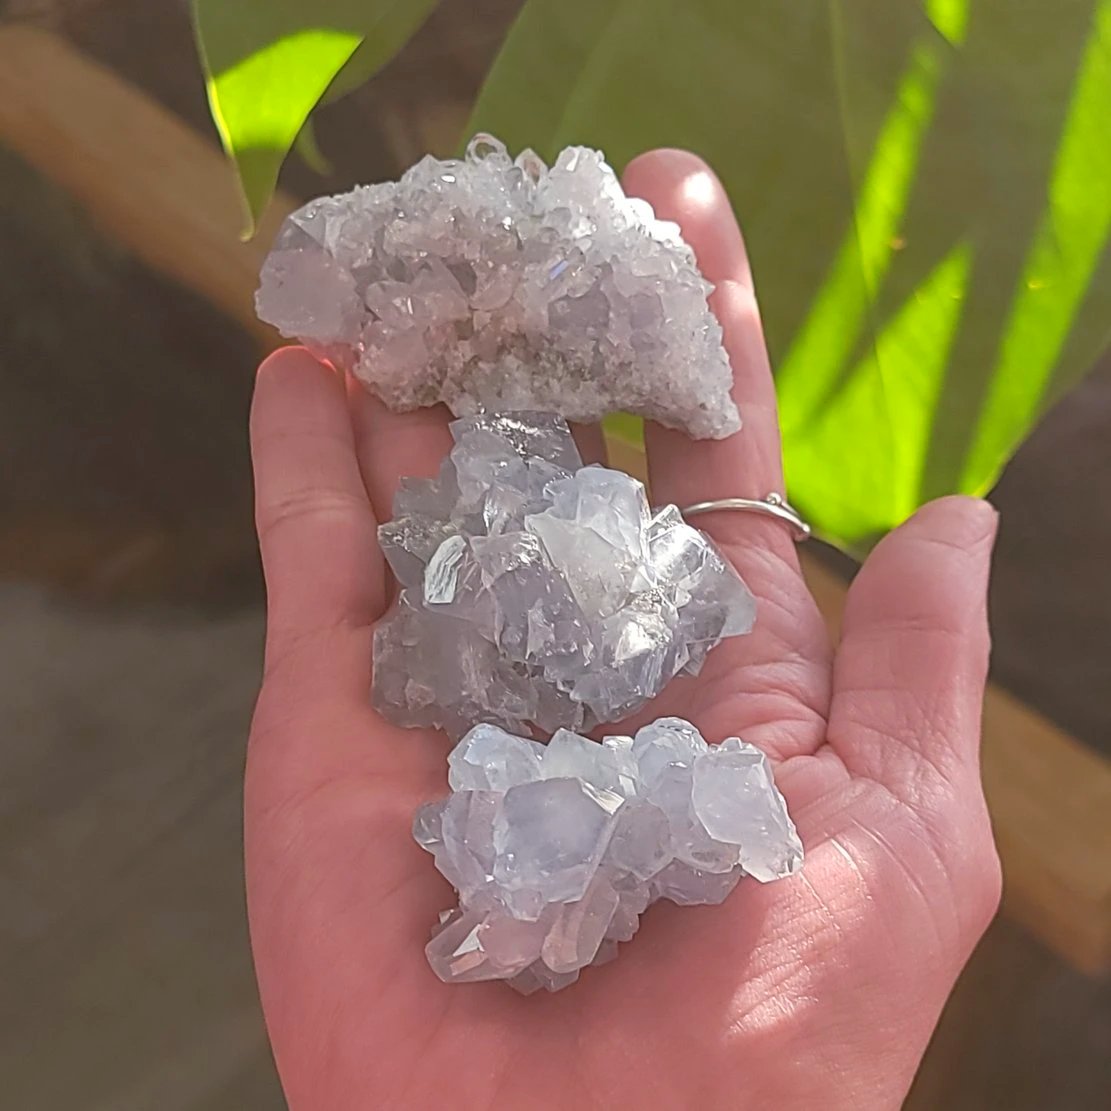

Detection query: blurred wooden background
xmin=0 ymin=1 xmax=1108 ymax=1107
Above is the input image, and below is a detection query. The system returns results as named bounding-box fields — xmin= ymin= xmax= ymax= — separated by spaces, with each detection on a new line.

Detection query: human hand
xmin=245 ymin=150 xmax=1001 ymax=1110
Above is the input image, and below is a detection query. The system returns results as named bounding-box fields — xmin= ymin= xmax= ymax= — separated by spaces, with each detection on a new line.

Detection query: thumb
xmin=829 ymin=495 xmax=998 ymax=797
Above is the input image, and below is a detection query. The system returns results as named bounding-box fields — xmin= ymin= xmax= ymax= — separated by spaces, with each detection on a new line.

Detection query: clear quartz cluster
xmin=256 ymin=134 xmax=740 ymax=439
xmin=372 ymin=412 xmax=756 ymax=739
xmin=416 ymin=719 xmax=803 ymax=992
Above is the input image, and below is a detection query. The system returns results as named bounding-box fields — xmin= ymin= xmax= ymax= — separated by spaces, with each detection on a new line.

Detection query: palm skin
xmin=246 ymin=151 xmax=1002 ymax=1110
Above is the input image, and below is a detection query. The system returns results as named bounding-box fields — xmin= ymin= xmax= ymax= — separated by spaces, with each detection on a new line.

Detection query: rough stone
xmin=415 ymin=718 xmax=802 ymax=991
xmin=257 ymin=135 xmax=740 ymax=439
xmin=372 ymin=413 xmax=756 ymax=738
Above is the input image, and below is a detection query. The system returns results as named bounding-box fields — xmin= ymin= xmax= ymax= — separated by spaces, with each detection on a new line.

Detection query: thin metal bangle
xmin=679 ymin=493 xmax=812 ymax=542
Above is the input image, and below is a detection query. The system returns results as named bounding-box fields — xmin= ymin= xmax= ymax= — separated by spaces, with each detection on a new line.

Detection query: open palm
xmin=245 ymin=151 xmax=1001 ymax=1110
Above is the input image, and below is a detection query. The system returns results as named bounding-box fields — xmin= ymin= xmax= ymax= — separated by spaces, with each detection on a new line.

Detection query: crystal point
xmin=691 ymin=739 xmax=804 ymax=882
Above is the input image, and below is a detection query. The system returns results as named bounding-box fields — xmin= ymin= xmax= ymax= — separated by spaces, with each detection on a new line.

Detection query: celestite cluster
xmin=416 ymin=719 xmax=803 ymax=992
xmin=256 ymin=134 xmax=740 ymax=439
xmin=255 ymin=138 xmax=804 ymax=991
xmin=372 ymin=412 xmax=756 ymax=739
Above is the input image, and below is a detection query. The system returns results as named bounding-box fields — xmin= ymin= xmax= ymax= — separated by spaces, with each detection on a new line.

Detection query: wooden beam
xmin=3 ymin=25 xmax=1108 ymax=974
xmin=0 ymin=25 xmax=290 ymax=348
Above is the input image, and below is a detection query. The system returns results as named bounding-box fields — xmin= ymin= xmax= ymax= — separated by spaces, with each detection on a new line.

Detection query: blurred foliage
xmin=194 ymin=0 xmax=1111 ymax=552
xmin=471 ymin=0 xmax=1111 ymax=550
xmin=190 ymin=0 xmax=438 ymax=235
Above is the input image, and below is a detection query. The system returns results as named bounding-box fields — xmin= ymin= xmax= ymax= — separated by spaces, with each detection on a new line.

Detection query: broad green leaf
xmin=469 ymin=0 xmax=1111 ymax=552
xmin=192 ymin=0 xmax=438 ymax=236
xmin=294 ymin=118 xmax=333 ymax=175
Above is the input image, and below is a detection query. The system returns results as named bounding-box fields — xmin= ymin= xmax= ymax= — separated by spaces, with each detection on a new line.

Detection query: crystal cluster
xmin=416 ymin=719 xmax=803 ymax=991
xmin=372 ymin=412 xmax=756 ymax=738
xmin=256 ymin=134 xmax=740 ymax=439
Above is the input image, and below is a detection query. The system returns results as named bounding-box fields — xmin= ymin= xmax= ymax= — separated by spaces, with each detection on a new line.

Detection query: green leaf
xmin=294 ymin=118 xmax=333 ymax=175
xmin=192 ymin=0 xmax=439 ymax=236
xmin=602 ymin=412 xmax=645 ymax=448
xmin=469 ymin=0 xmax=1111 ymax=552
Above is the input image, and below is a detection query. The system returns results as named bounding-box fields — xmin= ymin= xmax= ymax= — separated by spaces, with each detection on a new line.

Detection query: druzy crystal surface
xmin=415 ymin=719 xmax=803 ymax=991
xmin=372 ymin=412 xmax=756 ymax=738
xmin=256 ymin=134 xmax=740 ymax=439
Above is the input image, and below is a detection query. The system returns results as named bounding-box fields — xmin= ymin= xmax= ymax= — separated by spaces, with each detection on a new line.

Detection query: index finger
xmin=251 ymin=347 xmax=387 ymax=689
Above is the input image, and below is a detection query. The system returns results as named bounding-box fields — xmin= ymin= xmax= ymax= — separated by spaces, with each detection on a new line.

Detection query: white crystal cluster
xmin=416 ymin=719 xmax=802 ymax=992
xmin=372 ymin=412 xmax=755 ymax=738
xmin=256 ymin=134 xmax=740 ymax=439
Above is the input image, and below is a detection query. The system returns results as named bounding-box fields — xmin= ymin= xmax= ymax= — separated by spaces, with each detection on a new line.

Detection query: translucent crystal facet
xmin=415 ymin=718 xmax=802 ymax=992
xmin=257 ymin=135 xmax=740 ymax=439
xmin=372 ymin=413 xmax=756 ymax=738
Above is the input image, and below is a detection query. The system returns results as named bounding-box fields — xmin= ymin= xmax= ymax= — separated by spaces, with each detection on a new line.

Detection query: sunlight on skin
xmin=963 ymin=0 xmax=1111 ymax=490
xmin=680 ymin=169 xmax=720 ymax=211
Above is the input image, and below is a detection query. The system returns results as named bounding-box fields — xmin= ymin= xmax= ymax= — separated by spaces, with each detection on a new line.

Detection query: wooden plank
xmin=0 ymin=25 xmax=289 ymax=347
xmin=980 ymin=687 xmax=1111 ymax=974
xmin=2 ymin=25 xmax=1107 ymax=975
